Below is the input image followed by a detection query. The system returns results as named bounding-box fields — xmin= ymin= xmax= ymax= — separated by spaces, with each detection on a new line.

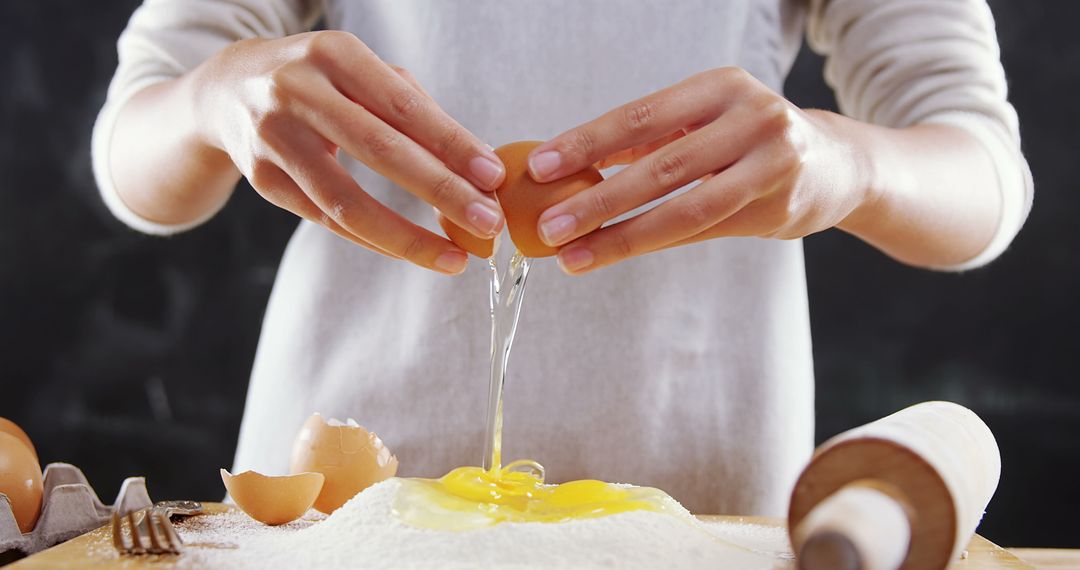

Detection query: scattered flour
xmin=172 ymin=479 xmax=789 ymax=569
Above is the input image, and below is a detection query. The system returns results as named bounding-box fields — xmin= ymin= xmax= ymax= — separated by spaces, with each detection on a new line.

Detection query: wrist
xmin=183 ymin=54 xmax=230 ymax=160
xmin=808 ymin=110 xmax=910 ymax=237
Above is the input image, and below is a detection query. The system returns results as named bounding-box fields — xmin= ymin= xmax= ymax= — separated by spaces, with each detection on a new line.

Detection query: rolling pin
xmin=788 ymin=401 xmax=1001 ymax=570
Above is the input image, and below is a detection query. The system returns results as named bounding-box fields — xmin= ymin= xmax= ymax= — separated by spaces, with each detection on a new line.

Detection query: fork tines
xmin=111 ymin=510 xmax=183 ymax=555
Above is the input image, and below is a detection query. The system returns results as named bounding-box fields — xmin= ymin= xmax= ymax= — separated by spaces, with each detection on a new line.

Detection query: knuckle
xmin=621 ymin=100 xmax=658 ymax=134
xmin=265 ymin=66 xmax=295 ymax=99
xmin=589 ymin=188 xmax=617 ymax=219
xmin=399 ymin=233 xmax=428 ymax=262
xmin=434 ymin=125 xmax=466 ymax=159
xmin=770 ymin=136 xmax=806 ymax=183
xmin=249 ymin=108 xmax=283 ymax=140
xmin=325 ymin=199 xmax=349 ymax=225
xmin=648 ymin=151 xmax=687 ymax=187
xmin=248 ymin=159 xmax=277 ymax=190
xmin=759 ymin=202 xmax=792 ymax=232
xmin=361 ymin=129 xmax=403 ymax=161
xmin=607 ymin=229 xmax=634 ymax=259
xmin=563 ymin=128 xmax=599 ymax=163
xmin=260 ymin=75 xmax=297 ymax=117
xmin=394 ymin=65 xmax=416 ymax=81
xmin=429 ymin=172 xmax=462 ymax=207
xmin=388 ymin=88 xmax=423 ymax=122
xmin=721 ymin=66 xmax=752 ymax=86
xmin=690 ymin=68 xmax=721 ymax=87
xmin=760 ymin=100 xmax=794 ymax=134
xmin=305 ymin=30 xmax=355 ymax=58
xmin=675 ymin=197 xmax=714 ymax=231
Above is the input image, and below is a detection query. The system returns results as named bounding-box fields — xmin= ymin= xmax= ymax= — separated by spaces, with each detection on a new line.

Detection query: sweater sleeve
xmin=806 ymin=0 xmax=1033 ymax=270
xmin=91 ymin=0 xmax=321 ymax=235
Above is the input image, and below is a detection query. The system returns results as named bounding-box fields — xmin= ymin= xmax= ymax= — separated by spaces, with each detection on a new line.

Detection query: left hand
xmin=527 ymin=67 xmax=873 ymax=274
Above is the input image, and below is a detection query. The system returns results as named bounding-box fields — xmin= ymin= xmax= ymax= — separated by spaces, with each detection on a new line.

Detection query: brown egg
xmin=439 ymin=216 xmax=498 ymax=259
xmin=0 ymin=418 xmax=36 ymax=461
xmin=289 ymin=414 xmax=398 ymax=514
xmin=0 ymin=432 xmax=43 ymax=533
xmin=220 ymin=469 xmax=324 ymax=526
xmin=441 ymin=141 xmax=604 ymax=258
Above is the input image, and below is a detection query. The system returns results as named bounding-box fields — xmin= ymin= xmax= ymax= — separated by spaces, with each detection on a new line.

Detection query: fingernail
xmin=528 ymin=150 xmax=562 ymax=181
xmin=539 ymin=214 xmax=577 ymax=246
xmin=435 ymin=250 xmax=468 ymax=274
xmin=466 ymin=200 xmax=504 ymax=237
xmin=557 ymin=246 xmax=594 ymax=274
xmin=468 ymin=156 xmax=505 ymax=190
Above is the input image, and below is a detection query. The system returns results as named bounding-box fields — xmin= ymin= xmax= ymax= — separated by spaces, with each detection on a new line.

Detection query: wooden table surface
xmin=1008 ymin=548 xmax=1080 ymax=569
xmin=5 ymin=504 xmax=1074 ymax=569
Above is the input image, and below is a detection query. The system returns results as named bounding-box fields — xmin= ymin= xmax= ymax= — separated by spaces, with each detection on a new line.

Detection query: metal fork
xmin=111 ymin=510 xmax=183 ymax=555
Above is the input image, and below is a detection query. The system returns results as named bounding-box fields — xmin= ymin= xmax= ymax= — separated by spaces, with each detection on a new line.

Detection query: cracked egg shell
xmin=220 ymin=469 xmax=324 ymax=525
xmin=0 ymin=431 xmax=43 ymax=533
xmin=289 ymin=414 xmax=399 ymax=514
xmin=441 ymin=141 xmax=604 ymax=258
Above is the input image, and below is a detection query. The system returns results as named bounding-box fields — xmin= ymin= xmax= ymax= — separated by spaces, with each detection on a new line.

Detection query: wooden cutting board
xmin=6 ymin=504 xmax=1033 ymax=569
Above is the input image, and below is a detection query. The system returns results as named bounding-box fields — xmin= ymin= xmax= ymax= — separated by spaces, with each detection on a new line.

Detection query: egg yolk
xmin=393 ymin=461 xmax=681 ymax=531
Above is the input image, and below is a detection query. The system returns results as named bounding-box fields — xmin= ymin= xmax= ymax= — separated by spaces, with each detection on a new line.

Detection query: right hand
xmin=192 ymin=31 xmax=505 ymax=274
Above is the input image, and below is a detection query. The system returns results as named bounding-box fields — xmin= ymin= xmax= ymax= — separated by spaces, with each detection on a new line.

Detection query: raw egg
xmin=0 ymin=431 xmax=43 ymax=533
xmin=289 ymin=414 xmax=398 ymax=514
xmin=394 ymin=463 xmax=683 ymax=531
xmin=0 ymin=417 xmax=36 ymax=461
xmin=442 ymin=141 xmax=604 ymax=258
xmin=220 ymin=469 xmax=324 ymax=525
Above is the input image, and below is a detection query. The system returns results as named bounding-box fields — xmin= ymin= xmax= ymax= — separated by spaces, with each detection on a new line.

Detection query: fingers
xmin=654 ymin=199 xmax=785 ymax=251
xmin=295 ymin=76 xmax=503 ymax=241
xmin=250 ymin=162 xmax=404 ymax=257
xmin=534 ymin=105 xmax=762 ymax=249
xmin=595 ymin=131 xmax=686 ymax=169
xmin=553 ymin=154 xmax=769 ymax=275
xmin=526 ymin=68 xmax=753 ymax=183
xmin=316 ymin=34 xmax=506 ymax=193
xmin=266 ymin=124 xmax=470 ymax=274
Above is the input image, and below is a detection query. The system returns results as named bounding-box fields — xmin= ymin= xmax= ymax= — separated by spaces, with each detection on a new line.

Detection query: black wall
xmin=1 ymin=0 xmax=1077 ymax=549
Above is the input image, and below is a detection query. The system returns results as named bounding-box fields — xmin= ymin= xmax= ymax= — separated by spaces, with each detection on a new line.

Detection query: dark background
xmin=1 ymin=0 xmax=1077 ymax=551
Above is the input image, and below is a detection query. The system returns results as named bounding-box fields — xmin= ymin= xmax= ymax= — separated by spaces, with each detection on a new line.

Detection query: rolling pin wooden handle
xmin=792 ymin=480 xmax=912 ymax=570
xmin=788 ymin=401 xmax=1001 ymax=570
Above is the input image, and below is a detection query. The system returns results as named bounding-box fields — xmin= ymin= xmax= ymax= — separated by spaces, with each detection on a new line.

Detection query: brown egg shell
xmin=439 ymin=141 xmax=603 ymax=259
xmin=495 ymin=141 xmax=604 ymax=258
xmin=289 ymin=414 xmax=399 ymax=514
xmin=220 ymin=469 xmax=324 ymax=526
xmin=0 ymin=431 xmax=43 ymax=533
xmin=0 ymin=417 xmax=37 ymax=461
xmin=439 ymin=214 xmax=497 ymax=259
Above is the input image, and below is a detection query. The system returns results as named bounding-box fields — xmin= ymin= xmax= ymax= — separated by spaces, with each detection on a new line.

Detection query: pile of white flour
xmin=173 ymin=479 xmax=791 ymax=569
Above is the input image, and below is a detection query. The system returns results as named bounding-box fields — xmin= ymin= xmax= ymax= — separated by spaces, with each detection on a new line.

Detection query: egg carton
xmin=0 ymin=462 xmax=152 ymax=556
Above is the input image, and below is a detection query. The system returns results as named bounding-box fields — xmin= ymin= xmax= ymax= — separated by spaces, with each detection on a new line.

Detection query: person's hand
xmin=192 ymin=31 xmax=506 ymax=274
xmin=526 ymin=67 xmax=873 ymax=274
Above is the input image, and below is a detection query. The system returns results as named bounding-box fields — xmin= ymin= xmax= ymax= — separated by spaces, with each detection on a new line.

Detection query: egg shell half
xmin=0 ymin=417 xmax=36 ymax=461
xmin=0 ymin=431 xmax=43 ymax=533
xmin=220 ymin=469 xmax=324 ymax=526
xmin=439 ymin=215 xmax=497 ymax=259
xmin=440 ymin=141 xmax=604 ymax=258
xmin=289 ymin=414 xmax=399 ymax=514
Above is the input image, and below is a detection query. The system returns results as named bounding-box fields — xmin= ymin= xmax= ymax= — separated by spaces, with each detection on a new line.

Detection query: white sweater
xmin=93 ymin=0 xmax=1031 ymax=516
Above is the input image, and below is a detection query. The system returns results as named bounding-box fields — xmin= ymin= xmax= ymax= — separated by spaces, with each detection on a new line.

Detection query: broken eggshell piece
xmin=220 ymin=469 xmax=324 ymax=526
xmin=289 ymin=414 xmax=398 ymax=514
xmin=440 ymin=141 xmax=604 ymax=259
